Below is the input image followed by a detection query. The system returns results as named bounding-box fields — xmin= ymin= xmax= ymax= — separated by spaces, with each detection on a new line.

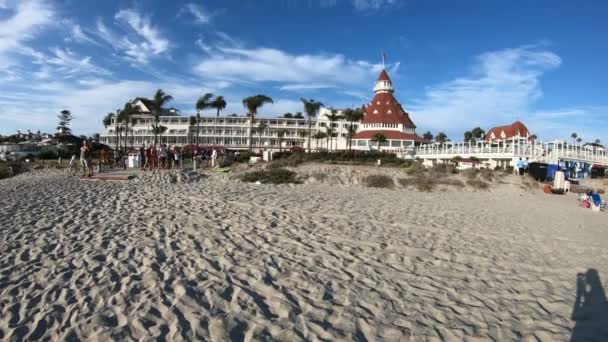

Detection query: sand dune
xmin=1 ymin=170 xmax=607 ymax=341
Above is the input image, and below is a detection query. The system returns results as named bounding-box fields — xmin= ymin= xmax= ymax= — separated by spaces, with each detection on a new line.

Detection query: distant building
xmin=352 ymin=69 xmax=424 ymax=150
xmin=484 ymin=121 xmax=531 ymax=142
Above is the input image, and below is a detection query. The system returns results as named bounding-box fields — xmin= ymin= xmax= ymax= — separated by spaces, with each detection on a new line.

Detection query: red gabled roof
xmin=361 ymin=92 xmax=416 ymax=127
xmin=352 ymin=130 xmax=425 ymax=142
xmin=377 ymin=69 xmax=392 ymax=82
xmin=484 ymin=121 xmax=530 ymax=141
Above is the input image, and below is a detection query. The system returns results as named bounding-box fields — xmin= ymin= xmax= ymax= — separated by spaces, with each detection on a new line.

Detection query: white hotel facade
xmin=99 ymin=101 xmax=357 ymax=151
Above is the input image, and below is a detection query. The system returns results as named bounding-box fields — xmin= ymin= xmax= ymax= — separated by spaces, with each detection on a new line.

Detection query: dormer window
xmin=373 ymin=109 xmax=378 ymax=114
xmin=376 ymin=101 xmax=380 ymax=105
xmin=387 ymin=110 xmax=392 ymax=114
xmin=386 ymin=101 xmax=390 ymax=105
xmin=500 ymin=131 xmax=506 ymax=138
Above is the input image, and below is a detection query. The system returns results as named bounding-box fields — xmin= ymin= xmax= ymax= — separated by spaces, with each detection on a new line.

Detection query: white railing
xmin=399 ymin=139 xmax=608 ymax=165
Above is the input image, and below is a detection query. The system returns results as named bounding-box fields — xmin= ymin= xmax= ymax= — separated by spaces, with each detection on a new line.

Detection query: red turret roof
xmin=377 ymin=69 xmax=392 ymax=82
xmin=361 ymin=92 xmax=416 ymax=127
xmin=484 ymin=121 xmax=530 ymax=141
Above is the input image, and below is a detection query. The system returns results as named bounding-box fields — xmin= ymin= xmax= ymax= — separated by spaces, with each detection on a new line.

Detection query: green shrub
xmin=240 ymin=168 xmax=300 ymax=184
xmin=461 ymin=168 xmax=479 ymax=179
xmin=270 ymin=151 xmax=411 ymax=167
xmin=38 ymin=150 xmax=59 ymax=160
xmin=480 ymin=168 xmax=494 ymax=181
xmin=362 ymin=174 xmax=394 ymax=189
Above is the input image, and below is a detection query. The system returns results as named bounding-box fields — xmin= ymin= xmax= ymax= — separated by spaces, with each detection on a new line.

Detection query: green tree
xmin=422 ymin=131 xmax=434 ymax=142
xmin=294 ymin=112 xmax=304 ymax=119
xmin=312 ymin=131 xmax=327 ymax=151
xmin=576 ymin=137 xmax=583 ymax=144
xmin=301 ymin=98 xmax=323 ymax=153
xmin=342 ymin=108 xmax=364 ymax=150
xmin=371 ymin=133 xmax=387 ymax=150
xmin=326 ymin=109 xmax=344 ymax=151
xmin=471 ymin=127 xmax=485 ymax=140
xmin=102 ymin=112 xmax=116 ymax=149
xmin=188 ymin=116 xmax=196 ymax=145
xmin=195 ymin=93 xmax=214 ymax=147
xmin=243 ymin=95 xmax=274 ymax=152
xmin=283 ymin=112 xmax=293 ymax=118
xmin=151 ymin=124 xmax=168 ymax=145
xmin=150 ymin=89 xmax=173 ymax=147
xmin=276 ymin=128 xmax=288 ymax=152
xmin=435 ymin=132 xmax=448 ymax=144
xmin=594 ymin=138 xmax=601 ymax=144
xmin=57 ymin=110 xmax=73 ymax=135
xmin=464 ymin=131 xmax=473 ymax=142
xmin=571 ymin=132 xmax=578 ymax=145
xmin=211 ymin=95 xmax=227 ymax=117
xmin=256 ymin=121 xmax=269 ymax=151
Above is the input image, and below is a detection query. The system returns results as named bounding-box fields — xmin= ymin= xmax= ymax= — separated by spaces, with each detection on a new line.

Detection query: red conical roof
xmin=377 ymin=69 xmax=392 ymax=82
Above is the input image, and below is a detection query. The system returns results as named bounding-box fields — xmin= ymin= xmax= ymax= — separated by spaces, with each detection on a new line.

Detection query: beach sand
xmin=1 ymin=170 xmax=607 ymax=341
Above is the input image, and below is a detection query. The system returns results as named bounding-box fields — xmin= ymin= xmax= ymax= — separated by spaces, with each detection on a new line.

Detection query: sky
xmin=0 ymin=0 xmax=606 ymax=143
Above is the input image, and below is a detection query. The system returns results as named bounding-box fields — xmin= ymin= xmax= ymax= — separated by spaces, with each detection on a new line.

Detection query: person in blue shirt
xmin=517 ymin=158 xmax=525 ymax=176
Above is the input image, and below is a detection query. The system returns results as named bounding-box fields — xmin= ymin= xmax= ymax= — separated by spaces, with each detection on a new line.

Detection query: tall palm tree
xmin=188 ymin=116 xmax=196 ymax=145
xmin=257 ymin=121 xmax=269 ymax=152
xmin=150 ymin=89 xmax=173 ymax=147
xmin=130 ymin=117 xmax=137 ymax=148
xmin=435 ymin=132 xmax=448 ymax=144
xmin=102 ymin=112 xmax=115 ymax=148
xmin=571 ymin=132 xmax=578 ymax=145
xmin=301 ymin=98 xmax=323 ymax=153
xmin=422 ymin=131 xmax=434 ymax=142
xmin=277 ymin=128 xmax=288 ymax=152
xmin=342 ymin=108 xmax=363 ymax=150
xmin=242 ymin=95 xmax=273 ymax=152
xmin=312 ymin=131 xmax=327 ymax=151
xmin=117 ymin=102 xmax=136 ymax=153
xmin=325 ymin=126 xmax=333 ymax=150
xmin=195 ymin=93 xmax=214 ymax=147
xmin=211 ymin=96 xmax=227 ymax=117
xmin=151 ymin=124 xmax=168 ymax=145
xmin=325 ymin=109 xmax=343 ymax=151
xmin=576 ymin=137 xmax=583 ymax=144
xmin=372 ymin=133 xmax=387 ymax=151
xmin=594 ymin=138 xmax=601 ymax=144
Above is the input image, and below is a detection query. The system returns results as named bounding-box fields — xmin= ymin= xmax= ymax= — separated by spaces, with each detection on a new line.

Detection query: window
xmin=387 ymin=110 xmax=392 ymax=114
xmin=391 ymin=140 xmax=401 ymax=147
xmin=373 ymin=109 xmax=378 ymax=114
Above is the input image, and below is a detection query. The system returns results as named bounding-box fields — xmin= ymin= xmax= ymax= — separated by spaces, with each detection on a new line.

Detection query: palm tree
xmin=150 ymin=89 xmax=173 ymax=147
xmin=276 ymin=128 xmax=288 ymax=152
xmin=326 ymin=109 xmax=344 ymax=151
xmin=571 ymin=132 xmax=578 ymax=145
xmin=301 ymin=98 xmax=323 ymax=153
xmin=371 ymin=133 xmax=387 ymax=151
xmin=422 ymin=131 xmax=434 ymax=142
xmin=464 ymin=131 xmax=473 ymax=142
xmin=195 ymin=93 xmax=214 ymax=147
xmin=151 ymin=124 xmax=168 ymax=145
xmin=576 ymin=137 xmax=583 ymax=144
xmin=324 ymin=126 xmax=333 ymax=150
xmin=188 ymin=116 xmax=196 ymax=145
xmin=102 ymin=112 xmax=115 ymax=149
xmin=312 ymin=131 xmax=327 ymax=151
xmin=211 ymin=96 xmax=227 ymax=117
xmin=342 ymin=108 xmax=363 ymax=150
xmin=117 ymin=102 xmax=136 ymax=153
xmin=435 ymin=132 xmax=448 ymax=144
xmin=242 ymin=95 xmax=274 ymax=152
xmin=529 ymin=134 xmax=538 ymax=141
xmin=130 ymin=117 xmax=137 ymax=148
xmin=594 ymin=138 xmax=601 ymax=144
xmin=471 ymin=127 xmax=485 ymax=141
xmin=256 ymin=121 xmax=269 ymax=152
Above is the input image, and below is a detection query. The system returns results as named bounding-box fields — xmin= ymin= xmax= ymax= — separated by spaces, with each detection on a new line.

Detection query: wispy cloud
xmin=180 ymin=3 xmax=212 ymax=24
xmin=352 ymin=0 xmax=398 ymax=11
xmin=195 ymin=47 xmax=396 ymax=93
xmin=409 ymin=45 xmax=606 ymax=142
xmin=0 ymin=0 xmax=53 ymax=64
xmin=67 ymin=22 xmax=99 ymax=45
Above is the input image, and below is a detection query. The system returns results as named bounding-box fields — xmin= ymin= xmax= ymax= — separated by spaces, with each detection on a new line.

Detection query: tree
xmin=294 ymin=112 xmax=304 ymax=119
xmin=242 ymin=95 xmax=273 ymax=152
xmin=195 ymin=93 xmax=214 ymax=147
xmin=464 ymin=131 xmax=473 ymax=142
xmin=529 ymin=134 xmax=538 ymax=141
xmin=150 ymin=89 xmax=173 ymax=147
xmin=576 ymin=137 xmax=583 ymax=144
xmin=325 ymin=109 xmax=344 ymax=151
xmin=312 ymin=131 xmax=327 ymax=151
xmin=301 ymin=98 xmax=324 ymax=153
xmin=211 ymin=95 xmax=227 ymax=117
xmin=471 ymin=127 xmax=485 ymax=140
xmin=188 ymin=116 xmax=196 ymax=145
xmin=283 ymin=112 xmax=293 ymax=118
xmin=422 ymin=131 xmax=434 ymax=142
xmin=342 ymin=108 xmax=364 ymax=150
xmin=117 ymin=102 xmax=136 ymax=153
xmin=371 ymin=133 xmax=387 ymax=150
xmin=256 ymin=121 xmax=268 ymax=151
xmin=151 ymin=124 xmax=168 ymax=145
xmin=102 ymin=112 xmax=116 ymax=149
xmin=90 ymin=133 xmax=101 ymax=142
xmin=435 ymin=132 xmax=448 ymax=144
xmin=594 ymin=138 xmax=601 ymax=144
xmin=130 ymin=117 xmax=137 ymax=148
xmin=277 ymin=129 xmax=288 ymax=152
xmin=571 ymin=132 xmax=578 ymax=145
xmin=451 ymin=156 xmax=462 ymax=166
xmin=57 ymin=110 xmax=73 ymax=135
xmin=324 ymin=126 xmax=333 ymax=150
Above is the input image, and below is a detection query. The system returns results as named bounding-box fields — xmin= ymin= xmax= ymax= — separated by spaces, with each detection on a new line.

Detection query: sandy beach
xmin=1 ymin=169 xmax=607 ymax=341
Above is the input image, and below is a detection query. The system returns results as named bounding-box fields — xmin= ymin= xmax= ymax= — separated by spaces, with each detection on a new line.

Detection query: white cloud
xmin=195 ymin=47 xmax=392 ymax=92
xmin=0 ymin=0 xmax=53 ymax=61
xmin=181 ymin=3 xmax=212 ymax=24
xmin=94 ymin=9 xmax=170 ymax=64
xmin=280 ymin=84 xmax=336 ymax=91
xmin=352 ymin=0 xmax=398 ymax=11
xmin=69 ymin=23 xmax=98 ymax=45
xmin=45 ymin=47 xmax=111 ymax=76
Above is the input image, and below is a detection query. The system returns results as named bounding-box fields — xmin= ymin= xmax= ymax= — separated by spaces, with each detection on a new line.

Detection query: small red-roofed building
xmin=484 ymin=121 xmax=531 ymax=142
xmin=352 ymin=69 xmax=424 ymax=150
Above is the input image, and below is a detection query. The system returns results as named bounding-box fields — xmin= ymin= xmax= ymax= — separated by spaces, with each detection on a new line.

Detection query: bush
xmin=37 ymin=150 xmax=59 ymax=160
xmin=404 ymin=161 xmax=424 ymax=175
xmin=480 ymin=168 xmax=494 ymax=181
xmin=240 ymin=168 xmax=300 ymax=184
xmin=270 ymin=151 xmax=412 ymax=167
xmin=237 ymin=151 xmax=260 ymax=163
xmin=461 ymin=168 xmax=479 ymax=179
xmin=362 ymin=174 xmax=394 ymax=189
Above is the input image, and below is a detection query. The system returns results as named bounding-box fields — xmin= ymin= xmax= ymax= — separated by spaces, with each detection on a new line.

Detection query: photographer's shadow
xmin=571 ymin=269 xmax=608 ymax=341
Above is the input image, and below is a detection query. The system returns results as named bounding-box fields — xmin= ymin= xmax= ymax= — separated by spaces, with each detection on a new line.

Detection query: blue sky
xmin=0 ymin=0 xmax=606 ymax=143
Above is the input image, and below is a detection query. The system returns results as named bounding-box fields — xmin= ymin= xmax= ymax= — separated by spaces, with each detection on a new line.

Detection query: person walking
xmin=517 ymin=157 xmax=525 ymax=176
xmin=68 ymin=154 xmax=77 ymax=176
xmin=80 ymin=140 xmax=92 ymax=177
xmin=139 ymin=144 xmax=146 ymax=170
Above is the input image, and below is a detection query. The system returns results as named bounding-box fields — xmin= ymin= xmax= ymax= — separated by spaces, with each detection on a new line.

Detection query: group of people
xmin=138 ymin=144 xmax=182 ymax=170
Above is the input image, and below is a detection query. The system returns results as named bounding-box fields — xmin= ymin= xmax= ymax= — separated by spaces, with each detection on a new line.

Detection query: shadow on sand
xmin=571 ymin=269 xmax=608 ymax=341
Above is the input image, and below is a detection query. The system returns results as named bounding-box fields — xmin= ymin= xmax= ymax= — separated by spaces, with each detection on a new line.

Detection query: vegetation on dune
xmin=240 ymin=168 xmax=300 ymax=184
xmin=362 ymin=174 xmax=395 ymax=189
xmin=269 ymin=151 xmax=413 ymax=168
